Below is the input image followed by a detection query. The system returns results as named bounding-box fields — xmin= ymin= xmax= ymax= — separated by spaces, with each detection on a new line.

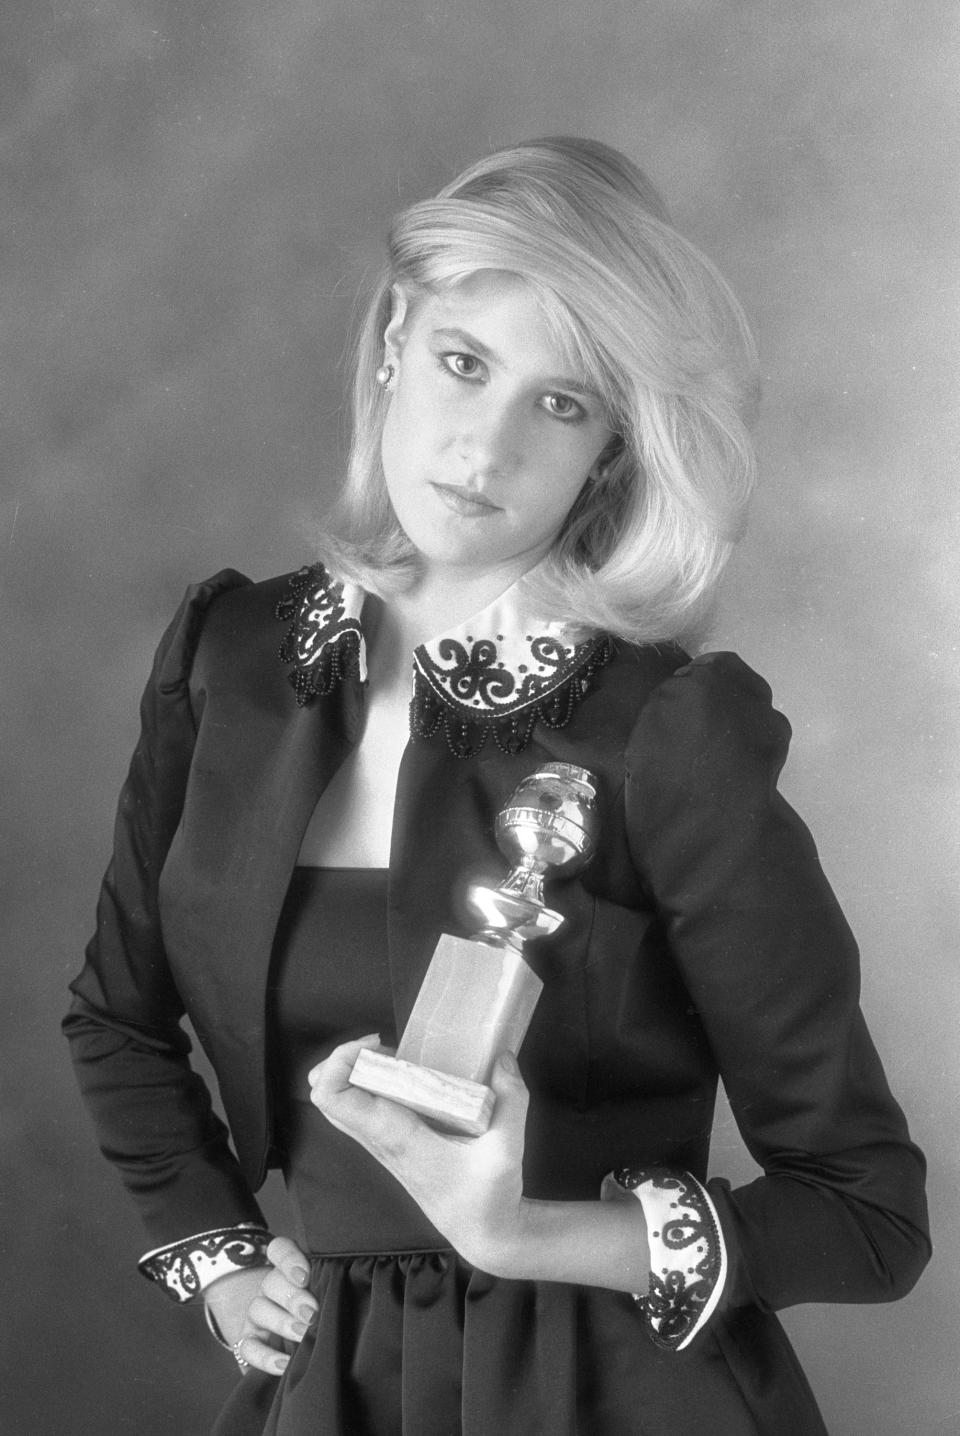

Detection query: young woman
xmin=65 ymin=137 xmax=929 ymax=1435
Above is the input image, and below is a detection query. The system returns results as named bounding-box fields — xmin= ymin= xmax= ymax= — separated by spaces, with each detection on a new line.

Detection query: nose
xmin=456 ymin=396 xmax=523 ymax=479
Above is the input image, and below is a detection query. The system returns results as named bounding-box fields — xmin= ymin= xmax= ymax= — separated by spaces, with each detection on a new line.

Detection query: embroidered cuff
xmin=610 ymin=1166 xmax=727 ymax=1351
xmin=138 ymin=1225 xmax=273 ymax=1304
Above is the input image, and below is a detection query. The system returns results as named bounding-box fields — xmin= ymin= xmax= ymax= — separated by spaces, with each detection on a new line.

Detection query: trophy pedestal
xmin=349 ymin=1049 xmax=495 ymax=1137
xmin=349 ymin=933 xmax=543 ymax=1136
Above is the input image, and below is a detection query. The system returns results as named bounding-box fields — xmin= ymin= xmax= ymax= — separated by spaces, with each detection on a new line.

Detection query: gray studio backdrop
xmin=3 ymin=3 xmax=957 ymax=1433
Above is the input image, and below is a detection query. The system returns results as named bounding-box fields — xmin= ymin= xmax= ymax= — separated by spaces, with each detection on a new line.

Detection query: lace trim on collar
xmin=276 ymin=562 xmax=611 ymax=752
xmin=410 ymin=627 xmax=611 ymax=756
xmin=277 ymin=564 xmax=367 ymax=706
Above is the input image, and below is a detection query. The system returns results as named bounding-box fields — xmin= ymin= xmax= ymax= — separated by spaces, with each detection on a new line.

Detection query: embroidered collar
xmin=277 ymin=562 xmax=611 ymax=756
xmin=276 ymin=564 xmax=367 ymax=705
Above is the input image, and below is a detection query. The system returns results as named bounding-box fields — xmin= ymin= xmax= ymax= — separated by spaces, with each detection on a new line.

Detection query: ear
xmin=382 ymin=285 xmax=412 ymax=365
xmin=590 ymin=433 xmax=625 ymax=482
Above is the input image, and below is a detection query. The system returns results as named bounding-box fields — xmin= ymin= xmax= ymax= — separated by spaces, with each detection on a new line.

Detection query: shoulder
xmin=192 ymin=569 xmax=296 ymax=649
xmin=592 ymin=640 xmax=782 ymax=737
xmin=623 ymin=650 xmax=792 ymax=797
xmin=621 ymin=653 xmax=818 ymax=899
xmin=152 ymin=567 xmax=303 ymax=694
xmin=583 ymin=636 xmax=689 ymax=726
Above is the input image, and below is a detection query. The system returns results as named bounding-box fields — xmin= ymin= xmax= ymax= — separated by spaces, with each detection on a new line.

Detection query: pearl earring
xmin=375 ymin=364 xmax=395 ymax=387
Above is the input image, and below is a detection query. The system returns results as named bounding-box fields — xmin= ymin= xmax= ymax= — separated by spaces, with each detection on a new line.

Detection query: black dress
xmin=64 ymin=568 xmax=930 ymax=1436
xmin=214 ymin=867 xmax=801 ymax=1436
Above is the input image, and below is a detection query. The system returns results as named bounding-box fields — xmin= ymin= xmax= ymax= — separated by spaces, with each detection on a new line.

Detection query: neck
xmin=385 ymin=557 xmax=541 ymax=646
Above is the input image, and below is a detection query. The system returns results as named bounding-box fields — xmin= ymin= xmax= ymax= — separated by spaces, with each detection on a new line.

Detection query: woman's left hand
xmin=308 ymin=1034 xmax=530 ymax=1275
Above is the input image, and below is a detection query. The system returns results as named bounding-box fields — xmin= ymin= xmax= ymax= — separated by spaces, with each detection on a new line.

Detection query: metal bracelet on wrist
xmin=204 ymin=1301 xmax=249 ymax=1369
xmin=231 ymin=1339 xmax=249 ymax=1372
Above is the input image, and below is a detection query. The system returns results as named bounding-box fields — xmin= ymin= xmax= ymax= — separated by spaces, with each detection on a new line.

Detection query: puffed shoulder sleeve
xmin=63 ymin=572 xmax=270 ymax=1275
xmin=622 ymin=652 xmax=929 ymax=1327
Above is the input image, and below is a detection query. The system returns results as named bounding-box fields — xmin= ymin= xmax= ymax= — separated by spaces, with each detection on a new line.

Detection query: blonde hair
xmin=319 ymin=136 xmax=759 ymax=645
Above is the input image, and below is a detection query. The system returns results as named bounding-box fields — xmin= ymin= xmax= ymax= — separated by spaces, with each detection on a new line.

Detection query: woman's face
xmin=380 ymin=271 xmax=614 ymax=585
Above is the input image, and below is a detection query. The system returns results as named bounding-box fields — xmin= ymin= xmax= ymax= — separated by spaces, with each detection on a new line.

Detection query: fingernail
xmin=297 ymin=1303 xmax=316 ymax=1325
xmin=292 ymin=1265 xmax=309 ymax=1286
xmin=290 ymin=1320 xmax=307 ymax=1339
xmin=274 ymin=1354 xmax=290 ymax=1374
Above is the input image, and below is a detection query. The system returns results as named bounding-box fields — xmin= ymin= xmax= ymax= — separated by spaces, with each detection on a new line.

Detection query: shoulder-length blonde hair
xmin=319 ymin=136 xmax=759 ymax=646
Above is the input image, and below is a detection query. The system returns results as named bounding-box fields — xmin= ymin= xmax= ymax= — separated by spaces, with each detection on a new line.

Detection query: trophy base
xmin=348 ymin=1048 xmax=495 ymax=1137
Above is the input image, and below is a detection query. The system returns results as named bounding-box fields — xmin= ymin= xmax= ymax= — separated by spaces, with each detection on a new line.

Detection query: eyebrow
xmin=430 ymin=326 xmax=599 ymax=399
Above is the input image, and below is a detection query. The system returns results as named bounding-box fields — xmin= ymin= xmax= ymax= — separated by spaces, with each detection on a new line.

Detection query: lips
xmin=430 ymin=483 xmax=502 ymax=516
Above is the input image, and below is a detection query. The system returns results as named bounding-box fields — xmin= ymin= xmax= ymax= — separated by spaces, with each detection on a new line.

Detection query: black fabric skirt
xmin=211 ymin=1245 xmax=827 ymax=1436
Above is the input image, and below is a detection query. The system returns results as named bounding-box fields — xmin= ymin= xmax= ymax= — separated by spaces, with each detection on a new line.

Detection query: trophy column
xmin=349 ymin=762 xmax=599 ymax=1135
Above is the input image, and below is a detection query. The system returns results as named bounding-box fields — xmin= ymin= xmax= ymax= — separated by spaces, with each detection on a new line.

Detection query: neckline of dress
xmin=276 ymin=562 xmax=612 ymax=756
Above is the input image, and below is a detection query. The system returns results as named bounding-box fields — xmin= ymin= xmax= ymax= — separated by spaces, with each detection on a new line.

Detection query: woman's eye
xmin=441 ymin=352 xmax=483 ymax=379
xmin=542 ymin=393 xmax=583 ymax=421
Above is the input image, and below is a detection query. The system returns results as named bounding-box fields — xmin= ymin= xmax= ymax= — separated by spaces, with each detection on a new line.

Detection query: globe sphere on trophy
xmin=349 ymin=762 xmax=599 ymax=1135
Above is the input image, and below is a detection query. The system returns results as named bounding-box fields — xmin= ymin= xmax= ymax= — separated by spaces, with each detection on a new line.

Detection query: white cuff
xmin=138 ymin=1224 xmax=272 ymax=1304
xmin=608 ymin=1167 xmax=727 ymax=1351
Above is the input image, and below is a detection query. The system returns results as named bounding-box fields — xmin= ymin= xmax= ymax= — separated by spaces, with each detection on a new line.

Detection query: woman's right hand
xmin=203 ymin=1236 xmax=318 ymax=1376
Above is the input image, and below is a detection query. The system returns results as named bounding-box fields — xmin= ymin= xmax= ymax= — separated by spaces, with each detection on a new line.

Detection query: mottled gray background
xmin=2 ymin=2 xmax=958 ymax=1432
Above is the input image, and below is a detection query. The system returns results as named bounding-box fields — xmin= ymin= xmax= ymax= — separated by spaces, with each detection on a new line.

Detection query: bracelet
xmin=204 ymin=1304 xmax=250 ymax=1370
xmin=204 ymin=1302 xmax=232 ymax=1350
xmin=231 ymin=1341 xmax=250 ymax=1373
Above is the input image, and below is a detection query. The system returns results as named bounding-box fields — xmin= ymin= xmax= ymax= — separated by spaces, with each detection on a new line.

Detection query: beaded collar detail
xmin=276 ymin=564 xmax=367 ymax=706
xmin=277 ymin=562 xmax=611 ymax=756
xmin=409 ymin=612 xmax=611 ymax=758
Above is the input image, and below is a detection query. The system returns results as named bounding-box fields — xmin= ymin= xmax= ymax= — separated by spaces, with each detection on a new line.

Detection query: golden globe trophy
xmin=349 ymin=762 xmax=599 ymax=1135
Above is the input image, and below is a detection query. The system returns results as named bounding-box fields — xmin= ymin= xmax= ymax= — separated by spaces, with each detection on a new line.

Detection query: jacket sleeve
xmin=621 ymin=652 xmax=930 ymax=1335
xmin=63 ymin=572 xmax=270 ymax=1269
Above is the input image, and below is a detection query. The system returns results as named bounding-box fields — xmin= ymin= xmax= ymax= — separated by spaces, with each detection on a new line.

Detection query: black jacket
xmin=65 ymin=566 xmax=930 ymax=1323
